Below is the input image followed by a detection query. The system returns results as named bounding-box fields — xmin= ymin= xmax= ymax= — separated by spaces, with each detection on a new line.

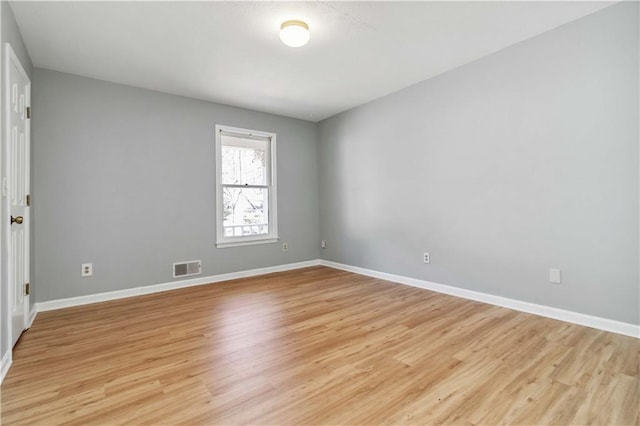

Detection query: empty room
xmin=0 ymin=0 xmax=638 ymax=424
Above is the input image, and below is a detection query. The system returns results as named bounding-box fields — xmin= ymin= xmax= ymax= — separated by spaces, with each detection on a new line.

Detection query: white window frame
xmin=215 ymin=124 xmax=278 ymax=248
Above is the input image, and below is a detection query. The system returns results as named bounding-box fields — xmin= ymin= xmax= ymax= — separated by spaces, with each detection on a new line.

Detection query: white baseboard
xmin=37 ymin=259 xmax=321 ymax=312
xmin=27 ymin=306 xmax=37 ymax=328
xmin=0 ymin=349 xmax=12 ymax=385
xmin=33 ymin=258 xmax=639 ymax=339
xmin=1 ymin=308 xmax=37 ymax=385
xmin=319 ymin=260 xmax=640 ymax=339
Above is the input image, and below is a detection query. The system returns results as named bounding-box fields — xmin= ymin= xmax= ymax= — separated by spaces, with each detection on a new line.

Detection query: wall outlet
xmin=549 ymin=268 xmax=561 ymax=284
xmin=423 ymin=252 xmax=430 ymax=264
xmin=321 ymin=240 xmax=327 ymax=249
xmin=82 ymin=263 xmax=93 ymax=277
xmin=282 ymin=242 xmax=289 ymax=252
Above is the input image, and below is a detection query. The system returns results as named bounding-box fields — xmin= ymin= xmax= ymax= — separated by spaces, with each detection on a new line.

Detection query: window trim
xmin=215 ymin=124 xmax=278 ymax=248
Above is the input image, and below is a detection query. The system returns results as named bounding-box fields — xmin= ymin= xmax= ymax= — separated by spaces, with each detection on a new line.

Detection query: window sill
xmin=216 ymin=237 xmax=279 ymax=249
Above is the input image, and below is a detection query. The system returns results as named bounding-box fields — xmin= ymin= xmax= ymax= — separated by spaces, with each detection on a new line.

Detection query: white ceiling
xmin=10 ymin=1 xmax=614 ymax=122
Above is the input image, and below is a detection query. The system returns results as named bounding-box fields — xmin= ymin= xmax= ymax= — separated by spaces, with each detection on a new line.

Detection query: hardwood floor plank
xmin=2 ymin=266 xmax=638 ymax=425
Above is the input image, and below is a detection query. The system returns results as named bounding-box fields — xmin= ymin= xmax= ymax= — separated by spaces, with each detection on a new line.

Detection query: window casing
xmin=215 ymin=125 xmax=277 ymax=248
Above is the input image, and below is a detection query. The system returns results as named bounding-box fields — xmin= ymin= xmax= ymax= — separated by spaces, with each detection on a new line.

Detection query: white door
xmin=6 ymin=44 xmax=30 ymax=347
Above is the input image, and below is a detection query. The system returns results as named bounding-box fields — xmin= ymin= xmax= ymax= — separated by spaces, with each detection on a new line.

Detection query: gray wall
xmin=32 ymin=69 xmax=320 ymax=302
xmin=24 ymin=2 xmax=640 ymax=329
xmin=1 ymin=1 xmax=33 ymax=363
xmin=318 ymin=2 xmax=639 ymax=325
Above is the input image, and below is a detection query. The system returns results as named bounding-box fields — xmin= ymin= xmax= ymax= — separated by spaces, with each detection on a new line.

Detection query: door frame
xmin=4 ymin=42 xmax=31 ymax=347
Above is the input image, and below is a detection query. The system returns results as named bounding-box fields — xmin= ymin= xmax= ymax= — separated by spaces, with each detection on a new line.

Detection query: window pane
xmin=222 ymin=187 xmax=268 ymax=236
xmin=221 ymin=145 xmax=266 ymax=185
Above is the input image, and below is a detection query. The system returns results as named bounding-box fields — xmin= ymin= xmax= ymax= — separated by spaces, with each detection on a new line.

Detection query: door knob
xmin=11 ymin=216 xmax=23 ymax=225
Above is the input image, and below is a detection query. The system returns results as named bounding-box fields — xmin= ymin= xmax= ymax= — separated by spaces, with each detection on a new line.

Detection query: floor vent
xmin=173 ymin=260 xmax=202 ymax=278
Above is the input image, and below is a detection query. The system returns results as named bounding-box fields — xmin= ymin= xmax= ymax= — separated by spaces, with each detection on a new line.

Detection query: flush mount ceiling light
xmin=280 ymin=20 xmax=310 ymax=47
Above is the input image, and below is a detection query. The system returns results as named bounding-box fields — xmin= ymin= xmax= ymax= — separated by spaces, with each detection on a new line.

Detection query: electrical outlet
xmin=321 ymin=240 xmax=327 ymax=249
xmin=423 ymin=252 xmax=430 ymax=264
xmin=282 ymin=242 xmax=289 ymax=252
xmin=549 ymin=268 xmax=561 ymax=284
xmin=82 ymin=263 xmax=93 ymax=277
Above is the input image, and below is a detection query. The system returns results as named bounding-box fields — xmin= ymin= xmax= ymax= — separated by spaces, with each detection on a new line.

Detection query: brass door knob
xmin=11 ymin=216 xmax=23 ymax=225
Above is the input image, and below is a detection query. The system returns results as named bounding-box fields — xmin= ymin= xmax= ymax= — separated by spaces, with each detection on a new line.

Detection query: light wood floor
xmin=1 ymin=266 xmax=638 ymax=425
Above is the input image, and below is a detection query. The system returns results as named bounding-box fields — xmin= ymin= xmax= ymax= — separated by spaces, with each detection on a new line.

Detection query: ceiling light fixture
xmin=280 ymin=20 xmax=310 ymax=47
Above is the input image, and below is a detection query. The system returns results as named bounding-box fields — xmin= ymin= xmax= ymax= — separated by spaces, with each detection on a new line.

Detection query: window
xmin=215 ymin=125 xmax=277 ymax=247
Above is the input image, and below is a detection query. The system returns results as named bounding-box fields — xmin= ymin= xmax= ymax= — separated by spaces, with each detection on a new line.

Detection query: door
xmin=6 ymin=43 xmax=30 ymax=347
